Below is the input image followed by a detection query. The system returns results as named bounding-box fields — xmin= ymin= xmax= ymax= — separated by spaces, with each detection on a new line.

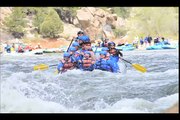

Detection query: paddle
xmin=121 ymin=58 xmax=147 ymax=73
xmin=33 ymin=38 xmax=74 ymax=71
xmin=33 ymin=64 xmax=57 ymax=70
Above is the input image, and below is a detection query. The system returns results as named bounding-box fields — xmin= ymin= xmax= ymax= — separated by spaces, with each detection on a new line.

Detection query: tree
xmin=3 ymin=7 xmax=27 ymax=38
xmin=40 ymin=9 xmax=64 ymax=38
xmin=111 ymin=7 xmax=132 ymax=19
xmin=33 ymin=7 xmax=49 ymax=33
xmin=54 ymin=7 xmax=80 ymax=24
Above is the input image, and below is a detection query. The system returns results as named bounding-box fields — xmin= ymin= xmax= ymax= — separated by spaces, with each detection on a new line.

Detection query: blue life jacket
xmin=95 ymin=58 xmax=112 ymax=72
xmin=57 ymin=62 xmax=63 ymax=72
xmin=140 ymin=39 xmax=144 ymax=44
xmin=5 ymin=45 xmax=11 ymax=53
xmin=73 ymin=54 xmax=83 ymax=68
xmin=107 ymin=59 xmax=119 ymax=72
xmin=110 ymin=55 xmax=120 ymax=63
xmin=70 ymin=55 xmax=77 ymax=63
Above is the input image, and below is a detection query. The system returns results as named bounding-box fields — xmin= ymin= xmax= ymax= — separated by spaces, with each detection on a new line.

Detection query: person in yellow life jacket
xmin=79 ymin=51 xmax=95 ymax=71
xmin=57 ymin=52 xmax=76 ymax=74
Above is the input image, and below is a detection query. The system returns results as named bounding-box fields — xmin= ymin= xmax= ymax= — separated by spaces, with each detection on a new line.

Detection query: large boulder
xmin=116 ymin=17 xmax=126 ymax=28
xmin=106 ymin=14 xmax=118 ymax=29
xmin=94 ymin=8 xmax=107 ymax=18
xmin=84 ymin=26 xmax=102 ymax=41
xmin=76 ymin=9 xmax=94 ymax=29
xmin=59 ymin=23 xmax=81 ymax=40
xmin=75 ymin=7 xmax=122 ymax=40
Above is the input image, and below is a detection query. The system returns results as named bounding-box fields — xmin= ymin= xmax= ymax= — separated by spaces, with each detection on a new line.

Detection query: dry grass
xmin=23 ymin=38 xmax=70 ymax=49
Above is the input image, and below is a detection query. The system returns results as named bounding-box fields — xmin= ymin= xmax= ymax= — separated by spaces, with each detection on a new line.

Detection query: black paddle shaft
xmin=121 ymin=58 xmax=132 ymax=65
xmin=49 ymin=64 xmax=58 ymax=67
xmin=66 ymin=39 xmax=74 ymax=52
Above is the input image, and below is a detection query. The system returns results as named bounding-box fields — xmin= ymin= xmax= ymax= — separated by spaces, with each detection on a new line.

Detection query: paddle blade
xmin=132 ymin=64 xmax=147 ymax=73
xmin=33 ymin=64 xmax=49 ymax=70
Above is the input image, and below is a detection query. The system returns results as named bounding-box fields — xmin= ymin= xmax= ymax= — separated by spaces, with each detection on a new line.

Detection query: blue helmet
xmin=84 ymin=36 xmax=90 ymax=42
xmin=102 ymin=47 xmax=109 ymax=51
xmin=63 ymin=52 xmax=71 ymax=57
xmin=72 ymin=42 xmax=79 ymax=47
xmin=69 ymin=47 xmax=76 ymax=52
xmin=78 ymin=36 xmax=90 ymax=43
xmin=78 ymin=36 xmax=85 ymax=41
xmin=84 ymin=51 xmax=91 ymax=56
xmin=100 ymin=51 xmax=107 ymax=56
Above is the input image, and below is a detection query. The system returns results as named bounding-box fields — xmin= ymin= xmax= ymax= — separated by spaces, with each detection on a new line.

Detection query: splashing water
xmin=0 ymin=49 xmax=178 ymax=113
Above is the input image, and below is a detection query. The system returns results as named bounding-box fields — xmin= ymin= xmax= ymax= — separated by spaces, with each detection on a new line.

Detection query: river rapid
xmin=0 ymin=49 xmax=178 ymax=113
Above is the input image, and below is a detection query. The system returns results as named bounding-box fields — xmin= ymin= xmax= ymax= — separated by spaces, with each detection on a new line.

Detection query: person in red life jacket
xmin=57 ymin=52 xmax=76 ymax=74
xmin=24 ymin=44 xmax=32 ymax=51
xmin=79 ymin=51 xmax=95 ymax=71
xmin=101 ymin=38 xmax=109 ymax=47
xmin=82 ymin=42 xmax=96 ymax=61
xmin=18 ymin=44 xmax=24 ymax=53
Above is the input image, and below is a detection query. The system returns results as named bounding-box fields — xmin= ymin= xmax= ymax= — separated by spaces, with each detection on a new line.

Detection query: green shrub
xmin=40 ymin=9 xmax=64 ymax=38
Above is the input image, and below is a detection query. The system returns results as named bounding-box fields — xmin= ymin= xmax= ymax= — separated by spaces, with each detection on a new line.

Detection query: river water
xmin=0 ymin=49 xmax=179 ymax=113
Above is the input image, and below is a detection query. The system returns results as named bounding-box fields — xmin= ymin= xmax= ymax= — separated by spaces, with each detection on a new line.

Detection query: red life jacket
xmin=61 ymin=59 xmax=75 ymax=72
xmin=82 ymin=58 xmax=93 ymax=68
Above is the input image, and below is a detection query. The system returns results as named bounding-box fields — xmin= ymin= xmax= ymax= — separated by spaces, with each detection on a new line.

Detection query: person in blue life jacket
xmin=95 ymin=51 xmax=119 ymax=73
xmin=68 ymin=47 xmax=80 ymax=63
xmin=140 ymin=37 xmax=144 ymax=47
xmin=108 ymin=42 xmax=123 ymax=63
xmin=98 ymin=47 xmax=110 ymax=60
xmin=147 ymin=35 xmax=152 ymax=46
xmin=77 ymin=35 xmax=87 ymax=50
xmin=104 ymin=51 xmax=120 ymax=72
xmin=72 ymin=42 xmax=80 ymax=51
xmin=79 ymin=51 xmax=95 ymax=71
xmin=5 ymin=43 xmax=11 ymax=53
xmin=57 ymin=52 xmax=76 ymax=73
xmin=74 ymin=31 xmax=84 ymax=42
xmin=73 ymin=51 xmax=83 ymax=68
xmin=161 ymin=37 xmax=170 ymax=45
xmin=144 ymin=36 xmax=149 ymax=46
